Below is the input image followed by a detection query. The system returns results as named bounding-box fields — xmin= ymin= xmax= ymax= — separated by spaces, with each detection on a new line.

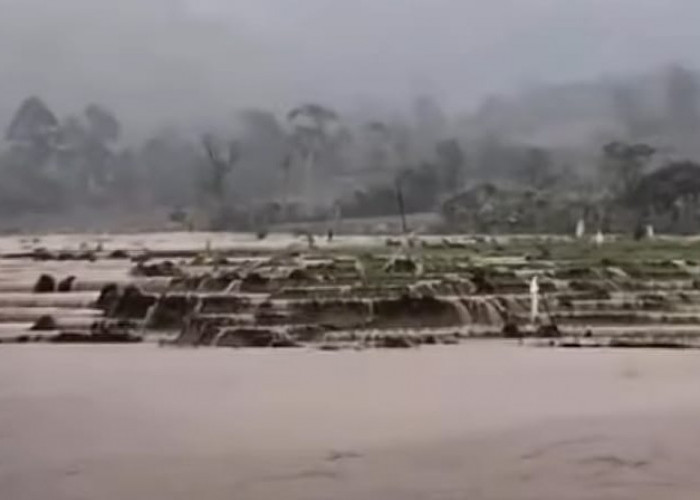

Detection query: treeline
xmin=2 ymin=64 xmax=700 ymax=233
xmin=0 ymin=97 xmax=199 ymax=215
xmin=0 ymin=95 xmax=567 ymax=228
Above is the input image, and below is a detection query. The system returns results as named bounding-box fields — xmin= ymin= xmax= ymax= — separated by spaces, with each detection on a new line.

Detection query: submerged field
xmin=2 ymin=232 xmax=700 ymax=348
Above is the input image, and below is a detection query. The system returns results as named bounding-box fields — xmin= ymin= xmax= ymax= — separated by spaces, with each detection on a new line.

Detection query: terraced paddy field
xmin=3 ymin=232 xmax=700 ymax=348
xmin=4 ymin=232 xmax=700 ymax=499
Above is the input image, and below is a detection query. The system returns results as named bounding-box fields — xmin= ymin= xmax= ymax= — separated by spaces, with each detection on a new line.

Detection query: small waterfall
xmin=225 ymin=279 xmax=242 ymax=293
xmin=191 ymin=295 xmax=203 ymax=316
xmin=194 ymin=274 xmax=210 ymax=292
xmin=480 ymin=297 xmax=505 ymax=327
xmin=410 ymin=280 xmax=439 ymax=298
xmin=175 ymin=319 xmax=199 ymax=346
xmin=142 ymin=302 xmax=158 ymax=332
xmin=646 ymin=224 xmax=655 ymax=239
xmin=447 ymin=297 xmax=472 ymax=325
xmin=212 ymin=327 xmax=229 ymax=346
xmin=575 ymin=219 xmax=586 ymax=239
xmin=500 ymin=295 xmax=526 ymax=316
xmin=363 ymin=299 xmax=376 ymax=322
xmin=607 ymin=267 xmax=629 ymax=280
xmin=353 ymin=258 xmax=366 ymax=281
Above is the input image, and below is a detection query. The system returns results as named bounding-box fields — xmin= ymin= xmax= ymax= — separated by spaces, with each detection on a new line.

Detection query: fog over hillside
xmin=2 ymin=0 xmax=700 ymax=233
xmin=1 ymin=0 xmax=700 ymax=136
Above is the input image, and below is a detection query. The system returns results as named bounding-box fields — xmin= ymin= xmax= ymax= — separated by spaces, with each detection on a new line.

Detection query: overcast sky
xmin=0 ymin=0 xmax=698 ymax=136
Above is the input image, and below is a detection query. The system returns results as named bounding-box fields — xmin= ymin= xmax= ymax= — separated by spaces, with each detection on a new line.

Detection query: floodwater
xmin=0 ymin=231 xmax=389 ymax=254
xmin=2 ymin=342 xmax=700 ymax=499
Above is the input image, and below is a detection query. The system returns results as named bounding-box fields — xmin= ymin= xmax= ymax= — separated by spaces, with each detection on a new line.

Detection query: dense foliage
xmin=3 ymin=65 xmax=700 ymax=234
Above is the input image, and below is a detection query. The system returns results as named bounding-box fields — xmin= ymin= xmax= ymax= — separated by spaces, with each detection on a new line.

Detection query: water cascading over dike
xmin=3 ymin=234 xmax=700 ymax=349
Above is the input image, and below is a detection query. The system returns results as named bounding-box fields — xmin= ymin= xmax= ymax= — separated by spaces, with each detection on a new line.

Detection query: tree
xmin=441 ymin=183 xmax=501 ymax=232
xmin=286 ymin=103 xmax=339 ymax=207
xmin=288 ymin=103 xmax=339 ymax=128
xmin=435 ymin=139 xmax=466 ymax=193
xmin=84 ymin=104 xmax=121 ymax=144
xmin=6 ymin=96 xmax=58 ymax=144
xmin=519 ymin=147 xmax=556 ymax=192
xmin=236 ymin=109 xmax=287 ymax=202
xmin=110 ymin=149 xmax=141 ymax=205
xmin=363 ymin=121 xmax=395 ymax=172
xmin=54 ymin=115 xmax=97 ymax=198
xmin=625 ymin=160 xmax=700 ymax=211
xmin=200 ymin=133 xmax=240 ymax=230
xmin=413 ymin=95 xmax=447 ymax=160
xmin=625 ymin=160 xmax=700 ymax=234
xmin=52 ymin=105 xmax=122 ymax=201
xmin=601 ymin=141 xmax=655 ymax=198
xmin=5 ymin=97 xmax=59 ymax=176
xmin=0 ymin=97 xmax=68 ymax=211
xmin=398 ymin=164 xmax=441 ymax=214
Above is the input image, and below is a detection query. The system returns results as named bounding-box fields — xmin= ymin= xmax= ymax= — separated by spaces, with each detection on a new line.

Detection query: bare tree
xmin=286 ymin=103 xmax=339 ymax=208
xmin=6 ymin=96 xmax=58 ymax=145
xmin=601 ymin=141 xmax=655 ymax=198
xmin=200 ymin=133 xmax=240 ymax=230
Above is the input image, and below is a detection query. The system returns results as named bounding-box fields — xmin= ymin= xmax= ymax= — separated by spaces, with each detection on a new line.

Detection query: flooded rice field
xmin=3 ymin=232 xmax=700 ymax=498
xmin=1 ymin=231 xmax=700 ymax=348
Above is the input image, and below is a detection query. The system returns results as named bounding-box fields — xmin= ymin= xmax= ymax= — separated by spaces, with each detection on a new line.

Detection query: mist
xmin=3 ymin=0 xmax=700 ymax=234
xmin=2 ymin=0 xmax=700 ymax=135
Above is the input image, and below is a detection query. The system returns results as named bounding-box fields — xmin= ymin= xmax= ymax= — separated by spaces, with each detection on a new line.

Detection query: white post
xmin=594 ymin=230 xmax=604 ymax=247
xmin=646 ymin=224 xmax=655 ymax=239
xmin=530 ymin=276 xmax=540 ymax=327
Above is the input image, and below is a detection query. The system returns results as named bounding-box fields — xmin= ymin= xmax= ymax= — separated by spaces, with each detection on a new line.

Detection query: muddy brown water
xmin=3 ymin=232 xmax=700 ymax=498
xmin=2 ymin=342 xmax=700 ymax=500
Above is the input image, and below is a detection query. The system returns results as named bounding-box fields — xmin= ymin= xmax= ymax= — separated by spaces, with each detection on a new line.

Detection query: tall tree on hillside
xmin=6 ymin=96 xmax=59 ymax=172
xmin=435 ymin=138 xmax=466 ymax=194
xmin=83 ymin=104 xmax=121 ymax=193
xmin=287 ymin=103 xmax=339 ymax=206
xmin=519 ymin=147 xmax=557 ymax=192
xmin=601 ymin=141 xmax=655 ymax=198
xmin=237 ymin=109 xmax=287 ymax=201
xmin=6 ymin=96 xmax=58 ymax=145
xmin=138 ymin=130 xmax=197 ymax=206
xmin=53 ymin=115 xmax=91 ymax=196
xmin=626 ymin=161 xmax=700 ymax=211
xmin=413 ymin=95 xmax=447 ymax=160
xmin=84 ymin=104 xmax=121 ymax=144
xmin=625 ymin=160 xmax=700 ymax=233
xmin=239 ymin=109 xmax=286 ymax=155
xmin=200 ymin=133 xmax=239 ymax=230
xmin=365 ymin=120 xmax=415 ymax=172
xmin=365 ymin=121 xmax=395 ymax=171
xmin=52 ymin=104 xmax=121 ymax=200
